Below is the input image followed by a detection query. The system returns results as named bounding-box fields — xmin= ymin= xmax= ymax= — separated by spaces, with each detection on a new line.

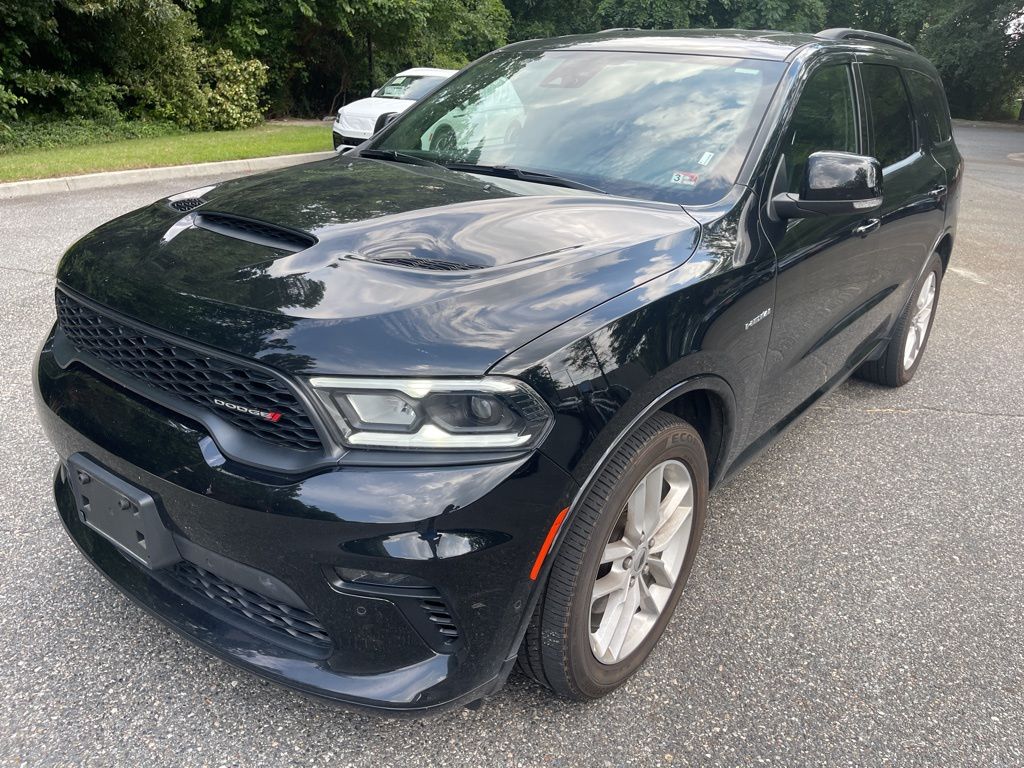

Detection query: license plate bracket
xmin=67 ymin=454 xmax=181 ymax=570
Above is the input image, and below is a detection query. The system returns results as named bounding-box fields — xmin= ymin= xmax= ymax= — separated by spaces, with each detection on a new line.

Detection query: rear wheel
xmin=518 ymin=412 xmax=707 ymax=699
xmin=857 ymin=252 xmax=943 ymax=387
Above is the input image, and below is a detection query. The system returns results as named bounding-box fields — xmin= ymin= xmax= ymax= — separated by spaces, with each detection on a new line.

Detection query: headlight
xmin=308 ymin=376 xmax=553 ymax=451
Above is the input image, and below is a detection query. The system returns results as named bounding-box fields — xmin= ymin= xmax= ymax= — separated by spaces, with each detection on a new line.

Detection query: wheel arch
xmin=511 ymin=374 xmax=737 ymax=671
xmin=658 ymin=385 xmax=731 ymax=489
xmin=560 ymin=374 xmax=737 ymax=542
xmin=935 ymin=231 xmax=954 ymax=273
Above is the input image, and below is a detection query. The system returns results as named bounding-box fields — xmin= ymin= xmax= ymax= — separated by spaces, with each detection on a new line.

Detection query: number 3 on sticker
xmin=671 ymin=171 xmax=699 ymax=187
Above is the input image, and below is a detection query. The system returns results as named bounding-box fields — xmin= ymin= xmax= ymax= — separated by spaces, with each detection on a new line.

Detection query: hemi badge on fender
xmin=745 ymin=308 xmax=771 ymax=330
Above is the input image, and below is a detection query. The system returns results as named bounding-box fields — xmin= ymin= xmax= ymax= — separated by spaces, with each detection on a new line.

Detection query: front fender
xmin=493 ymin=190 xmax=775 ymax=487
xmin=495 ymin=258 xmax=774 ymax=488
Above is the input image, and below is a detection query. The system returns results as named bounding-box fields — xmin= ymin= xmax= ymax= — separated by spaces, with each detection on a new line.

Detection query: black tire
xmin=517 ymin=412 xmax=708 ymax=699
xmin=857 ymin=252 xmax=943 ymax=387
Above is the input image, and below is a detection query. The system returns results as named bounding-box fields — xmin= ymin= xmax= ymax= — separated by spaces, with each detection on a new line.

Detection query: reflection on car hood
xmin=56 ymin=156 xmax=701 ymax=376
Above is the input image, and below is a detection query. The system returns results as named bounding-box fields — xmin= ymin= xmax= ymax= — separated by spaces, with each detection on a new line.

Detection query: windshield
xmin=370 ymin=50 xmax=784 ymax=206
xmin=377 ymin=75 xmax=447 ymax=101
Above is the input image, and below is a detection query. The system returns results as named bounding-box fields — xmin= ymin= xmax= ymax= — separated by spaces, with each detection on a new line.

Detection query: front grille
xmin=55 ymin=291 xmax=323 ymax=452
xmin=172 ymin=563 xmax=332 ymax=651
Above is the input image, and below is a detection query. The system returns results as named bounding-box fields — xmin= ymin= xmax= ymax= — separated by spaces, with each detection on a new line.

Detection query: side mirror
xmin=770 ymin=151 xmax=883 ymax=220
xmin=373 ymin=112 xmax=399 ymax=134
xmin=371 ymin=88 xmax=380 ymax=97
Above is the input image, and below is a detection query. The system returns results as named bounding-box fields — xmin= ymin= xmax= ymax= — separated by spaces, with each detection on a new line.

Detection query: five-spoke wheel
xmin=903 ymin=271 xmax=937 ymax=370
xmin=857 ymin=251 xmax=944 ymax=387
xmin=590 ymin=459 xmax=695 ymax=664
xmin=518 ymin=412 xmax=707 ymax=699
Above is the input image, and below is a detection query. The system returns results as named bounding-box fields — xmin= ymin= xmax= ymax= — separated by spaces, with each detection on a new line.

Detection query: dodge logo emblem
xmin=213 ymin=398 xmax=282 ymax=422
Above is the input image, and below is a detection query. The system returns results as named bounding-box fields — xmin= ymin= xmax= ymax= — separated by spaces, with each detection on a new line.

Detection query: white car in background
xmin=332 ymin=67 xmax=457 ymax=150
xmin=420 ymin=76 xmax=525 ymax=156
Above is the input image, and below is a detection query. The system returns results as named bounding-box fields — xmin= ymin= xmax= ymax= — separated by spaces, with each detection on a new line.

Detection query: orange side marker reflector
xmin=529 ymin=506 xmax=570 ymax=581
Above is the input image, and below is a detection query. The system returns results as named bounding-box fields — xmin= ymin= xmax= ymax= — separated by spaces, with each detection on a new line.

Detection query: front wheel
xmin=429 ymin=123 xmax=457 ymax=154
xmin=518 ymin=412 xmax=707 ymax=699
xmin=857 ymin=251 xmax=943 ymax=387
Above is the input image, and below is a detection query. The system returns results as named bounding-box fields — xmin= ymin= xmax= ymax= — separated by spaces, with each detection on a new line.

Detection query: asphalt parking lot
xmin=2 ymin=121 xmax=1022 ymax=767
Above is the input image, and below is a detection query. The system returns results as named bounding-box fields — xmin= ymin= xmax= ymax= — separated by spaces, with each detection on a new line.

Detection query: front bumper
xmin=332 ymin=122 xmax=370 ymax=150
xmin=34 ymin=328 xmax=577 ymax=713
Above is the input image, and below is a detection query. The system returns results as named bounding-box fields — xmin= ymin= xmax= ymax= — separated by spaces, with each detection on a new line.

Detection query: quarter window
xmin=907 ymin=70 xmax=952 ymax=144
xmin=861 ymin=64 xmax=916 ymax=167
xmin=782 ymin=65 xmax=858 ymax=193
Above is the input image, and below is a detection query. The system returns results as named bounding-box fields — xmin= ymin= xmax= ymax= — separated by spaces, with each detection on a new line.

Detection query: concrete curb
xmin=952 ymin=118 xmax=1024 ymax=131
xmin=0 ymin=150 xmax=335 ymax=201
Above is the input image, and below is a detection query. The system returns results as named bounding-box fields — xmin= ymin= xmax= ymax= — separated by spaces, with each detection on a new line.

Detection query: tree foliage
xmin=825 ymin=0 xmax=1024 ymax=118
xmin=0 ymin=0 xmax=1021 ymax=132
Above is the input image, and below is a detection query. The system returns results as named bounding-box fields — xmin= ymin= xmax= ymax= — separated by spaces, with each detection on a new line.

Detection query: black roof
xmin=507 ymin=28 xmax=918 ymax=62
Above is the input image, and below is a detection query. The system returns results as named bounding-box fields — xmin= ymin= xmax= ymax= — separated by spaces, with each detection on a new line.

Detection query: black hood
xmin=56 ymin=156 xmax=701 ymax=376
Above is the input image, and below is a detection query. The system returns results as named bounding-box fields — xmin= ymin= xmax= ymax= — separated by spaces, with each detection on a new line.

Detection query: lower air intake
xmin=171 ymin=562 xmax=332 ymax=653
xmin=420 ymin=597 xmax=460 ymax=647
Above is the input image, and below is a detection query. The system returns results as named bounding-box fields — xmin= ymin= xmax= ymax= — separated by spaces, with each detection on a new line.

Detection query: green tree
xmin=716 ymin=0 xmax=826 ymax=30
xmin=194 ymin=0 xmax=510 ymax=117
xmin=504 ymin=0 xmax=600 ymax=40
xmin=824 ymin=0 xmax=1024 ymax=118
xmin=2 ymin=0 xmax=1022 ymax=132
xmin=918 ymin=0 xmax=1024 ymax=118
xmin=596 ymin=0 xmax=705 ymax=29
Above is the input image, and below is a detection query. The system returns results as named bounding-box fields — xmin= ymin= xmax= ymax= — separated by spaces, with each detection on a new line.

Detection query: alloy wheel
xmin=903 ymin=271 xmax=937 ymax=370
xmin=589 ymin=459 xmax=695 ymax=664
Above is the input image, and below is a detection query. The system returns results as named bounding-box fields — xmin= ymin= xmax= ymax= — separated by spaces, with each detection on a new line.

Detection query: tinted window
xmin=374 ymin=51 xmax=786 ymax=206
xmin=907 ymin=70 xmax=952 ymax=144
xmin=782 ymin=65 xmax=857 ymax=193
xmin=861 ymin=64 xmax=916 ymax=167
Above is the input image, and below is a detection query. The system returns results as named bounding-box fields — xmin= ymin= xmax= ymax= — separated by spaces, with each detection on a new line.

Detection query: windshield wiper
xmin=357 ymin=148 xmax=446 ymax=170
xmin=444 ymin=163 xmax=607 ymax=194
xmin=359 ymin=152 xmax=607 ymax=195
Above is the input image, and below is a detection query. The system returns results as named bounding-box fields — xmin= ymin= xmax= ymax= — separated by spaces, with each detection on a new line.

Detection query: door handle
xmin=929 ymin=185 xmax=948 ymax=198
xmin=853 ymin=218 xmax=881 ymax=238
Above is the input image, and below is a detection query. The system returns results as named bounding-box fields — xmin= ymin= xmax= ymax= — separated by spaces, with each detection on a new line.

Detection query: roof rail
xmin=598 ymin=28 xmax=642 ymax=34
xmin=816 ymin=28 xmax=916 ymax=53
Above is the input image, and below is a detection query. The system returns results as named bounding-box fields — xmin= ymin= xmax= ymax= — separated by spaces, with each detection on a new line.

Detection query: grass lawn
xmin=0 ymin=123 xmax=331 ymax=183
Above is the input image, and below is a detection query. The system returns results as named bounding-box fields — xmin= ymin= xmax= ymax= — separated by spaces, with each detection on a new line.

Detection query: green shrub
xmin=200 ymin=49 xmax=269 ymax=130
xmin=0 ymin=117 xmax=181 ymax=154
xmin=0 ymin=66 xmax=24 ymax=125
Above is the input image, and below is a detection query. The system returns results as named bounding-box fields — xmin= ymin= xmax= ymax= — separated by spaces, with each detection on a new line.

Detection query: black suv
xmin=34 ymin=28 xmax=961 ymax=713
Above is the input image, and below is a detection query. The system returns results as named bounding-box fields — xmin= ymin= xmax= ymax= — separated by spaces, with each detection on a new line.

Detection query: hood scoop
xmin=196 ymin=212 xmax=317 ymax=254
xmin=166 ymin=184 xmax=217 ymax=213
xmin=169 ymin=197 xmax=205 ymax=213
xmin=369 ymin=255 xmax=484 ymax=272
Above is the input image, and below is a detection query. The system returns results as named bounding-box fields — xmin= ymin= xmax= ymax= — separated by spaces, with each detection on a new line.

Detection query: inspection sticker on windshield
xmin=697 ymin=151 xmax=715 ymax=166
xmin=671 ymin=171 xmax=699 ymax=186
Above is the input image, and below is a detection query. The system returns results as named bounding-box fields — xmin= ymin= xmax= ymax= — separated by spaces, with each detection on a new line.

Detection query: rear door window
xmin=861 ymin=64 xmax=916 ymax=167
xmin=906 ymin=70 xmax=952 ymax=144
xmin=781 ymin=64 xmax=858 ymax=193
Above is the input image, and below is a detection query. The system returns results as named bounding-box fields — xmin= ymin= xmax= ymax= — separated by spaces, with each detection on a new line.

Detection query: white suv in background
xmin=332 ymin=67 xmax=457 ymax=150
